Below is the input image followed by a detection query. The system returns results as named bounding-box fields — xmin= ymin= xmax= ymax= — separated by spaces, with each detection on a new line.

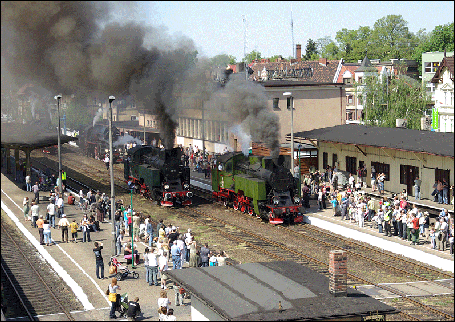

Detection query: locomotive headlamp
xmin=294 ymin=197 xmax=300 ymax=204
xmin=183 ymin=183 xmax=189 ymax=190
xmin=164 ymin=184 xmax=170 ymax=190
xmin=273 ymin=197 xmax=279 ymax=205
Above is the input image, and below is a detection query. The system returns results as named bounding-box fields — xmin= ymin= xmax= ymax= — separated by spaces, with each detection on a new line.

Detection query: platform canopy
xmin=1 ymin=121 xmax=77 ymax=150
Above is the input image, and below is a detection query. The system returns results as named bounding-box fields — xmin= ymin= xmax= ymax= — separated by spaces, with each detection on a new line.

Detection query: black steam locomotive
xmin=124 ymin=146 xmax=192 ymax=207
xmin=78 ymin=124 xmax=122 ymax=161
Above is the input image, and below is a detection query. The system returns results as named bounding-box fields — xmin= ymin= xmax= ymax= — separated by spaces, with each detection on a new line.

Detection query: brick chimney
xmin=319 ymin=57 xmax=327 ymax=66
xmin=296 ymin=44 xmax=302 ymax=61
xmin=329 ymin=250 xmax=347 ymax=297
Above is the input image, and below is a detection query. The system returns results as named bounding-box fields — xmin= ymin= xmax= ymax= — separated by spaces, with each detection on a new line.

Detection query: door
xmin=400 ymin=165 xmax=419 ymax=196
xmin=435 ymin=168 xmax=450 ymax=201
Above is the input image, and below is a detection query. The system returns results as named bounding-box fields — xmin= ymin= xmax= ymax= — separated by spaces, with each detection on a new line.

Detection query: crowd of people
xmin=300 ymin=167 xmax=454 ymax=256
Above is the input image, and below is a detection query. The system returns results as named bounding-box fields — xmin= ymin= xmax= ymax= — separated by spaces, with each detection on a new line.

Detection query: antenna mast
xmin=243 ymin=15 xmax=248 ymax=80
xmin=291 ymin=6 xmax=295 ymax=59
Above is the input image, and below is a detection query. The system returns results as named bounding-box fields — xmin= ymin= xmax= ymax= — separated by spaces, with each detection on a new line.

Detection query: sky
xmin=127 ymin=1 xmax=454 ymax=60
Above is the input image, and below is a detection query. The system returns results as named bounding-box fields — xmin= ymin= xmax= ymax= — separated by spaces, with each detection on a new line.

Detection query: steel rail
xmin=1 ymin=222 xmax=75 ymax=321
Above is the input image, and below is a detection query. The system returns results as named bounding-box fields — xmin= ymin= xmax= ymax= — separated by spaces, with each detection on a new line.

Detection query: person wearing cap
xmin=58 ymin=214 xmax=70 ymax=243
xmin=36 ymin=215 xmax=45 ymax=245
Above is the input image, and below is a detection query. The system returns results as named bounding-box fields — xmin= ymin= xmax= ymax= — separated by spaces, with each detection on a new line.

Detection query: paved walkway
xmin=1 ymin=170 xmax=191 ymax=321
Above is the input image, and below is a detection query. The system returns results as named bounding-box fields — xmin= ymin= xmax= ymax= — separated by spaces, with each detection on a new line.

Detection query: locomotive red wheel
xmin=248 ymin=207 xmax=254 ymax=216
xmin=233 ymin=202 xmax=239 ymax=210
xmin=241 ymin=205 xmax=246 ymax=213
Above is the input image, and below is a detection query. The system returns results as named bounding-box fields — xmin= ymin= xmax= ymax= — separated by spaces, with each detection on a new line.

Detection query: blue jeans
xmin=44 ymin=231 xmax=51 ymax=244
xmin=110 ymin=298 xmax=117 ymax=318
xmin=116 ymin=241 xmax=122 ymax=255
xmin=443 ymin=189 xmax=448 ymax=204
xmin=438 ymin=191 xmax=443 ymax=203
xmin=83 ymin=230 xmax=91 ymax=242
xmin=96 ymin=260 xmax=104 ymax=279
xmin=49 ymin=215 xmax=55 ymax=228
xmin=26 ymin=183 xmax=32 ymax=192
xmin=201 ymin=261 xmax=209 ymax=267
xmin=414 ymin=186 xmax=420 ymax=200
xmin=150 ymin=266 xmax=159 ymax=285
xmin=186 ymin=248 xmax=190 ymax=262
xmin=172 ymin=255 xmax=181 ymax=269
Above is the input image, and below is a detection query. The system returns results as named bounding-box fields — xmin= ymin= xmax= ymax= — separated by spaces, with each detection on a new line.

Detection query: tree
xmin=210 ymin=54 xmax=236 ymax=67
xmin=413 ymin=22 xmax=454 ymax=75
xmin=371 ymin=15 xmax=415 ymax=60
xmin=359 ymin=74 xmax=431 ymax=129
xmin=303 ymin=39 xmax=318 ymax=60
xmin=243 ymin=50 xmax=261 ymax=64
xmin=316 ymin=36 xmax=340 ymax=59
xmin=268 ymin=55 xmax=283 ymax=62
xmin=335 ymin=26 xmax=372 ymax=62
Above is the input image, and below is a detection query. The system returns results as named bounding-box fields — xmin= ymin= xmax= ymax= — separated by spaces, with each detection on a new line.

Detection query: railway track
xmin=27 ymin=147 xmax=454 ymax=320
xmin=1 ymin=215 xmax=80 ymax=320
xmin=171 ymin=205 xmax=454 ymax=321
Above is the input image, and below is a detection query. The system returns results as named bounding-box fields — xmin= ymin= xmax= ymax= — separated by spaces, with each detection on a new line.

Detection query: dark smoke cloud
xmin=2 ymin=1 xmax=281 ymax=154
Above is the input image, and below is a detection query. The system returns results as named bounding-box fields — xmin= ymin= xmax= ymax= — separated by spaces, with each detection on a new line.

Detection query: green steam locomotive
xmin=212 ymin=152 xmax=304 ymax=224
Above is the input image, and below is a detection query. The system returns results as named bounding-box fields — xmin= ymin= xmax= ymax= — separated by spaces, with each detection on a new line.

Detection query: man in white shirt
xmin=56 ymin=195 xmax=64 ymax=218
xmin=104 ymin=154 xmax=110 ymax=170
xmin=47 ymin=200 xmax=56 ymax=228
xmin=159 ymin=251 xmax=168 ymax=289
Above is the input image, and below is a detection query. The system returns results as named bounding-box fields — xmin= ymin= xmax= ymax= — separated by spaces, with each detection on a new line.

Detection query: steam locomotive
xmin=124 ymin=146 xmax=192 ymax=207
xmin=78 ymin=124 xmax=122 ymax=161
xmin=212 ymin=152 xmax=304 ymax=224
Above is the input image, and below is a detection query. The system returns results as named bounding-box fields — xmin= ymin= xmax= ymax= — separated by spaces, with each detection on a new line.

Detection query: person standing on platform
xmin=56 ymin=194 xmax=64 ymax=218
xmin=442 ymin=178 xmax=449 ymax=205
xmin=104 ymin=154 xmax=110 ymax=170
xmin=93 ymin=242 xmax=105 ymax=279
xmin=159 ymin=251 xmax=169 ymax=289
xmin=69 ymin=219 xmax=79 ymax=243
xmin=23 ymin=197 xmax=30 ymax=221
xmin=411 ymin=213 xmax=420 ymax=245
xmin=148 ymin=247 xmax=159 ymax=286
xmin=200 ymin=243 xmax=211 ymax=267
xmin=383 ymin=206 xmax=392 ymax=237
xmin=108 ymin=277 xmax=121 ymax=319
xmin=36 ymin=215 xmax=45 ymax=245
xmin=30 ymin=200 xmax=40 ymax=228
xmin=414 ymin=176 xmax=422 ymax=200
xmin=58 ymin=214 xmax=70 ymax=243
xmin=81 ymin=215 xmax=91 ymax=242
xmin=47 ymin=199 xmax=56 ymax=228
xmin=32 ymin=182 xmax=40 ymax=204
xmin=170 ymin=240 xmax=181 ymax=270
xmin=25 ymin=174 xmax=32 ymax=192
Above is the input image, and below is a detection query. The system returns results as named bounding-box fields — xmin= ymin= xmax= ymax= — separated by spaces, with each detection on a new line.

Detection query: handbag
xmin=108 ymin=292 xmax=117 ymax=302
xmin=109 ymin=265 xmax=117 ymax=274
xmin=105 ymin=287 xmax=110 ymax=296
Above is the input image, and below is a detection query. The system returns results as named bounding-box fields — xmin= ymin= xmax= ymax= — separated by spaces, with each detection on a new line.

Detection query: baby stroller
xmin=109 ymin=257 xmax=139 ymax=281
xmin=117 ymin=293 xmax=129 ymax=317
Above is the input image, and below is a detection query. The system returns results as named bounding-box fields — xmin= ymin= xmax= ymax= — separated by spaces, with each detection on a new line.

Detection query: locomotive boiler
xmin=212 ymin=152 xmax=304 ymax=224
xmin=124 ymin=146 xmax=192 ymax=207
xmin=79 ymin=124 xmax=121 ymax=160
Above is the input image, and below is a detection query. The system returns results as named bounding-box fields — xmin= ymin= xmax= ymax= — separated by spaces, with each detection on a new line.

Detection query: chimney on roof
xmin=319 ymin=57 xmax=327 ymax=66
xmin=296 ymin=44 xmax=302 ymax=61
xmin=329 ymin=250 xmax=347 ymax=297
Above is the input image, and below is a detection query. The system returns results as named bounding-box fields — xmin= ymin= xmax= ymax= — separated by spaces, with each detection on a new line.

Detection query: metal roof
xmin=288 ymin=124 xmax=454 ymax=157
xmin=1 ymin=121 xmax=77 ymax=150
xmin=165 ymin=261 xmax=397 ymax=321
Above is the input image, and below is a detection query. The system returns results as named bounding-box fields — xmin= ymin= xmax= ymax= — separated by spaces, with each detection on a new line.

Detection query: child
xmin=377 ymin=208 xmax=384 ymax=233
xmin=429 ymin=226 xmax=436 ymax=249
xmin=330 ymin=197 xmax=338 ymax=216
xmin=69 ymin=219 xmax=79 ymax=243
xmin=209 ymin=254 xmax=218 ymax=266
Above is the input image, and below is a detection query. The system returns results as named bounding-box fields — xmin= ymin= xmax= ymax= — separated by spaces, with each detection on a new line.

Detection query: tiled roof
xmin=337 ymin=65 xmax=359 ymax=83
xmin=250 ymin=59 xmax=341 ymax=83
xmin=431 ymin=55 xmax=454 ymax=83
xmin=356 ymin=56 xmax=378 ymax=73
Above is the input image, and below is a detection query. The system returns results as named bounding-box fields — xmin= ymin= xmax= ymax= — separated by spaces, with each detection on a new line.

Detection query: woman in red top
xmin=411 ymin=214 xmax=420 ymax=245
xmin=399 ymin=197 xmax=407 ymax=211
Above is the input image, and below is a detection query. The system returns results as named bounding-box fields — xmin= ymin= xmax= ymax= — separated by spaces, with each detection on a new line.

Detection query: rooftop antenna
xmin=291 ymin=5 xmax=295 ymax=59
xmin=243 ymin=15 xmax=248 ymax=80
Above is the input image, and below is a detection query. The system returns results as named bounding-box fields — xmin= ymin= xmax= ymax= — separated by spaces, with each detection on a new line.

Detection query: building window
xmin=273 ymin=98 xmax=280 ymax=110
xmin=286 ymin=97 xmax=293 ymax=110
xmin=357 ymin=76 xmax=363 ymax=84
xmin=425 ymin=62 xmax=439 ymax=73
xmin=343 ymin=77 xmax=351 ymax=84
xmin=400 ymin=165 xmax=419 ymax=185
xmin=357 ymin=97 xmax=362 ymax=106
xmin=347 ymin=95 xmax=353 ymax=104
xmin=322 ymin=152 xmax=328 ymax=170
xmin=346 ymin=156 xmax=357 ymax=174
xmin=371 ymin=162 xmax=390 ymax=181
xmin=131 ymin=115 xmax=137 ymax=121
xmin=332 ymin=154 xmax=338 ymax=169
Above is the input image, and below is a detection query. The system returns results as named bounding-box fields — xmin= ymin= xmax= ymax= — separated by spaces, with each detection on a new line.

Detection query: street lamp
xmin=109 ymin=95 xmax=116 ymax=256
xmin=55 ymin=94 xmax=63 ymax=194
xmin=283 ymin=92 xmax=294 ymax=177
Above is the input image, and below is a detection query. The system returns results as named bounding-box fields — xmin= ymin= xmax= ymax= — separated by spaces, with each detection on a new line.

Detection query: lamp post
xmin=298 ymin=144 xmax=302 ymax=198
xmin=283 ymin=92 xmax=294 ymax=177
xmin=109 ymin=95 xmax=116 ymax=256
xmin=130 ymin=188 xmax=135 ymax=269
xmin=55 ymin=94 xmax=63 ymax=194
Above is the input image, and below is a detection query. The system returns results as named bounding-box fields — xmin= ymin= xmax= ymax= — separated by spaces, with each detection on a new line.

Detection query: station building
xmin=166 ymin=259 xmax=398 ymax=321
xmin=289 ymin=124 xmax=454 ymax=201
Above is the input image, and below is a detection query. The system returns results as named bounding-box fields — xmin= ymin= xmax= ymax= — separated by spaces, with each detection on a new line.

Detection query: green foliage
xmin=268 ymin=55 xmax=282 ymax=62
xmin=303 ymin=39 xmax=317 ymax=60
xmin=336 ymin=26 xmax=372 ymax=62
xmin=210 ymin=54 xmax=237 ymax=67
xmin=61 ymin=98 xmax=93 ymax=131
xmin=359 ymin=75 xmax=431 ymax=129
xmin=243 ymin=50 xmax=261 ymax=64
xmin=413 ymin=22 xmax=454 ymax=75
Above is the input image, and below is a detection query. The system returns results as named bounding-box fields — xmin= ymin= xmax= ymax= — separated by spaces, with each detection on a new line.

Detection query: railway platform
xmin=1 ymin=170 xmax=192 ymax=321
xmin=190 ymin=167 xmax=454 ymax=273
